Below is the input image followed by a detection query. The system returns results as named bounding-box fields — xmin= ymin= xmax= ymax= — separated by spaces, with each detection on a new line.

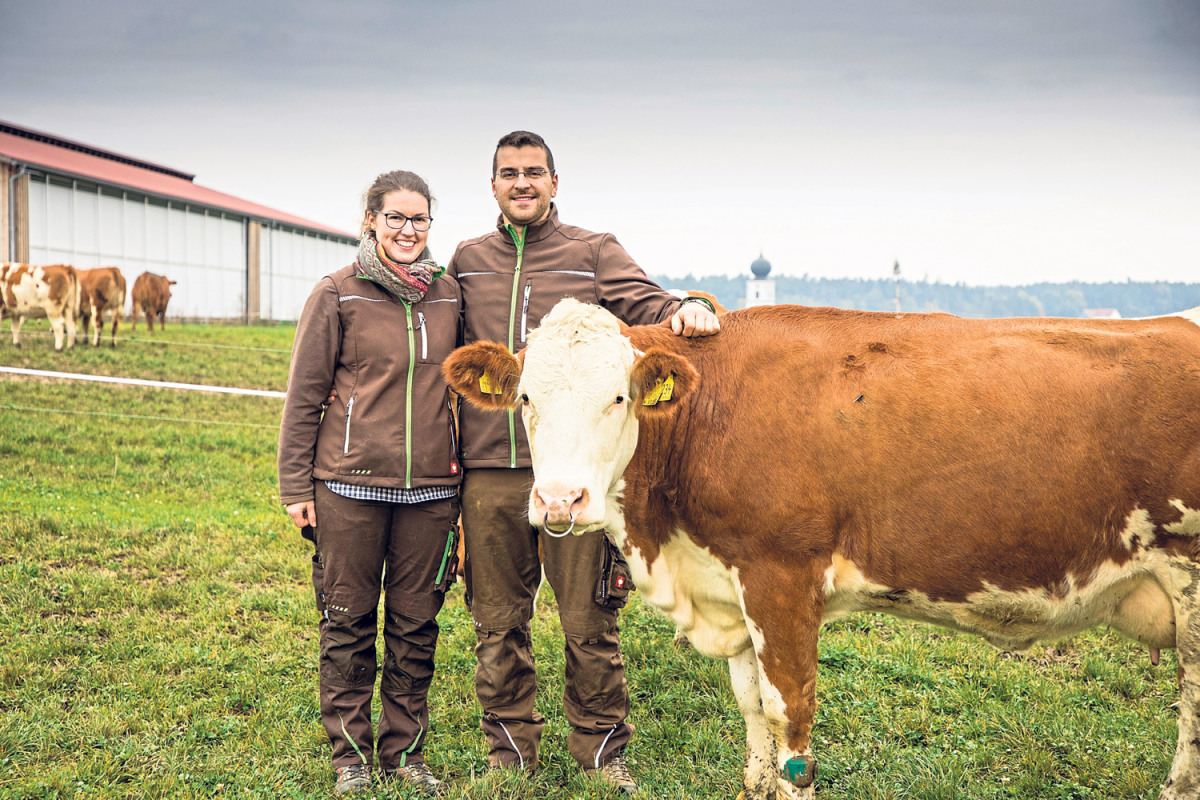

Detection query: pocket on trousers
xmin=595 ymin=537 xmax=634 ymax=609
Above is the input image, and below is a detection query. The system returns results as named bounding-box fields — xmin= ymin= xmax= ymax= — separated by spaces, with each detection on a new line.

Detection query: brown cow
xmin=130 ymin=272 xmax=176 ymax=332
xmin=1 ymin=263 xmax=79 ymax=350
xmin=78 ymin=266 xmax=126 ymax=347
xmin=445 ymin=298 xmax=1200 ymax=800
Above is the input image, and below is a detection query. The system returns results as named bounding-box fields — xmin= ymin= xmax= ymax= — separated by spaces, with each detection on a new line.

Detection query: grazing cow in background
xmin=1 ymin=263 xmax=78 ymax=350
xmin=445 ymin=298 xmax=1200 ymax=800
xmin=77 ymin=267 xmax=126 ymax=347
xmin=130 ymin=272 xmax=176 ymax=332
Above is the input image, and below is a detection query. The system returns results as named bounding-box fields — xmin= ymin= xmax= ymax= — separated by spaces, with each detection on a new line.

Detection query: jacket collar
xmin=495 ymin=204 xmax=560 ymax=245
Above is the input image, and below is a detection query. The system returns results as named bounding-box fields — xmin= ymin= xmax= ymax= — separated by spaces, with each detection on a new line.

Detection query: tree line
xmin=652 ymin=274 xmax=1200 ymax=319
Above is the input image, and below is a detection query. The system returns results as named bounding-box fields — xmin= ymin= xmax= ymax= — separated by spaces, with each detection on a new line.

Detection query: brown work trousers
xmin=462 ymin=468 xmax=633 ymax=771
xmin=310 ymin=481 xmax=458 ymax=771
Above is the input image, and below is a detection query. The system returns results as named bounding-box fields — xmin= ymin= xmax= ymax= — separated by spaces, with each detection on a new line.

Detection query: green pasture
xmin=0 ymin=320 xmax=1179 ymax=799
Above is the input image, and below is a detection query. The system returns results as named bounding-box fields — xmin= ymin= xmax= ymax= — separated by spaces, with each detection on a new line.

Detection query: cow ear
xmin=443 ymin=341 xmax=522 ymax=410
xmin=631 ymin=348 xmax=698 ymax=418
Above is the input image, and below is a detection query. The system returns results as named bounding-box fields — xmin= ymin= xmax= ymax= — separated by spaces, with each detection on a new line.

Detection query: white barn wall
xmin=260 ymin=224 xmax=355 ymax=322
xmin=25 ymin=173 xmax=354 ymax=321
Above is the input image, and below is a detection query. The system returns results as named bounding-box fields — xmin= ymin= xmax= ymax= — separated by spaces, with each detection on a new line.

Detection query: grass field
xmin=0 ymin=320 xmax=1180 ymax=799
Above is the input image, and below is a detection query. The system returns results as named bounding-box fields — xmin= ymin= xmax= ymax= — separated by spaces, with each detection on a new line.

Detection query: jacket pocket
xmin=520 ymin=283 xmax=532 ymax=343
xmin=418 ymin=311 xmax=428 ymax=360
xmin=342 ymin=396 xmax=355 ymax=455
xmin=448 ymin=395 xmax=460 ymax=477
xmin=416 ymin=297 xmax=459 ymax=364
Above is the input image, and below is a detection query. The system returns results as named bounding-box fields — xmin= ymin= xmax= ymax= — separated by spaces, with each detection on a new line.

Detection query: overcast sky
xmin=2 ymin=0 xmax=1198 ymax=286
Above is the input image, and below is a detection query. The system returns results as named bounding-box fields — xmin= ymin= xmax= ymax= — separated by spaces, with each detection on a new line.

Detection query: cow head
xmin=444 ymin=299 xmax=698 ymax=535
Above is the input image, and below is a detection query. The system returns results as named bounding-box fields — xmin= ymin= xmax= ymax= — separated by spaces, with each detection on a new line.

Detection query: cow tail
xmin=67 ymin=267 xmax=79 ymax=323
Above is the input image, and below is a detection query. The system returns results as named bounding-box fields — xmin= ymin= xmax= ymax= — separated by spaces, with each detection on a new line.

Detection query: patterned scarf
xmin=355 ymin=231 xmax=440 ymax=303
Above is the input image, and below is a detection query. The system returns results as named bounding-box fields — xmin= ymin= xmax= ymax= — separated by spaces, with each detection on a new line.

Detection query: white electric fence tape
xmin=0 ymin=366 xmax=286 ymax=398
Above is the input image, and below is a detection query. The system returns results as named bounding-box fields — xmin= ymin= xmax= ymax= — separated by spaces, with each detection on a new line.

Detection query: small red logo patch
xmin=615 ymin=576 xmax=626 ymax=589
xmin=451 ymin=463 xmax=458 ymax=474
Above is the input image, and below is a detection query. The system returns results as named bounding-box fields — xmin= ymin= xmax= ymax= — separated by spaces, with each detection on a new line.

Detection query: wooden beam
xmin=246 ymin=220 xmax=261 ymax=322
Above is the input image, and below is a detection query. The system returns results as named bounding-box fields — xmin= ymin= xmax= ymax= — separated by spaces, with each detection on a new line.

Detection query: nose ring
xmin=543 ymin=511 xmax=577 ymax=538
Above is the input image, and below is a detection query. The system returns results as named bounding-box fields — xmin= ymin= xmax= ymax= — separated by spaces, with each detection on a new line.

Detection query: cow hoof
xmin=782 ymin=756 xmax=816 ymax=789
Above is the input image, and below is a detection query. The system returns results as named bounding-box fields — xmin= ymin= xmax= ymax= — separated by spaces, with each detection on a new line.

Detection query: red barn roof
xmin=0 ymin=120 xmax=354 ymax=240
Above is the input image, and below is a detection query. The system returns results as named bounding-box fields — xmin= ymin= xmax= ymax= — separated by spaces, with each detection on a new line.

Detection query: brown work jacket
xmin=278 ymin=263 xmax=463 ymax=505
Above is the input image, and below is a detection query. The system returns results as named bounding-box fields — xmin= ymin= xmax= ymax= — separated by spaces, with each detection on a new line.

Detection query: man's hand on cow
xmin=286 ymin=500 xmax=317 ymax=529
xmin=670 ymin=302 xmax=721 ymax=338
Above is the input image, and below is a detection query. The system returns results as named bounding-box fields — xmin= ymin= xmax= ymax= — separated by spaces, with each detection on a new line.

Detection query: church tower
xmin=745 ymin=252 xmax=775 ymax=307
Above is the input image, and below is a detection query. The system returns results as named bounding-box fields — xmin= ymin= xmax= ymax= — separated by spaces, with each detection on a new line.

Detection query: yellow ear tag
xmin=479 ymin=373 xmax=500 ymax=395
xmin=642 ymin=374 xmax=675 ymax=406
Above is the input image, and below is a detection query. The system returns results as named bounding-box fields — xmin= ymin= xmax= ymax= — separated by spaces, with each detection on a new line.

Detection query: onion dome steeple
xmin=751 ymin=251 xmax=772 ymax=279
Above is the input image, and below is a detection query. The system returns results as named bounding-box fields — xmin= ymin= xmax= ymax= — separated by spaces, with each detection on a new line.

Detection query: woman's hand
xmin=286 ymin=500 xmax=317 ymax=528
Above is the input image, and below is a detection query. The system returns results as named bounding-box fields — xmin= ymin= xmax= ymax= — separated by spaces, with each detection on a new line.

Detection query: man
xmin=447 ymin=131 xmax=719 ymax=793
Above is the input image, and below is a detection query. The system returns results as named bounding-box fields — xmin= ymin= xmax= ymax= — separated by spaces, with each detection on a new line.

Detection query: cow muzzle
xmin=531 ymin=484 xmax=592 ymax=537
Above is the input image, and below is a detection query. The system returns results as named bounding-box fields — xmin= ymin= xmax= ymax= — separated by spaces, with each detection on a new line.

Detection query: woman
xmin=278 ymin=170 xmax=461 ymax=797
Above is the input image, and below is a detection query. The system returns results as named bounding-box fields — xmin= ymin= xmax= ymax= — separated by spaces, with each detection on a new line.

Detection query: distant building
xmin=1084 ymin=308 xmax=1122 ymax=319
xmin=745 ymin=252 xmax=775 ymax=307
xmin=0 ymin=119 xmax=356 ymax=322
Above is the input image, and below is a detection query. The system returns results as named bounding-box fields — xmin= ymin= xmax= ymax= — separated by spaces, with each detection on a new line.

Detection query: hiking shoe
xmin=587 ymin=755 xmax=639 ymax=795
xmin=334 ymin=763 xmax=372 ymax=795
xmin=384 ymin=762 xmax=447 ymax=797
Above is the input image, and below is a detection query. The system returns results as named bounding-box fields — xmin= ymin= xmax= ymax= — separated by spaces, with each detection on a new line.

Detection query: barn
xmin=0 ymin=120 xmax=356 ymax=322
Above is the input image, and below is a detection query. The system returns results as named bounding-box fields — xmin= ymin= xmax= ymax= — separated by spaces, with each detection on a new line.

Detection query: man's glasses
xmin=377 ymin=212 xmax=433 ymax=231
xmin=494 ymin=167 xmax=552 ymax=181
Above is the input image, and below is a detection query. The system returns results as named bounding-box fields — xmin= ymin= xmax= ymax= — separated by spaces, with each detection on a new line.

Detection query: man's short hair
xmin=493 ymin=131 xmax=555 ymax=175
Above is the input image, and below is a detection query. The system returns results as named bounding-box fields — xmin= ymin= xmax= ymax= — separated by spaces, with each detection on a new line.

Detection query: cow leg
xmin=729 ymin=646 xmax=779 ymax=800
xmin=1161 ymin=561 xmax=1200 ymax=800
xmin=11 ymin=316 xmax=22 ymax=347
xmin=110 ymin=309 xmax=121 ymax=347
xmin=89 ymin=307 xmax=100 ymax=346
xmin=49 ymin=313 xmax=66 ymax=351
xmin=65 ymin=306 xmax=76 ymax=348
xmin=736 ymin=563 xmax=824 ymax=800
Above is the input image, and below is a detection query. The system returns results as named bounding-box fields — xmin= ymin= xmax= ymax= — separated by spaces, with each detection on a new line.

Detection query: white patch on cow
xmin=821 ymin=554 xmax=871 ymax=616
xmin=1165 ymin=499 xmax=1200 ymax=537
xmin=820 ymin=547 xmax=1178 ymax=652
xmin=1162 ymin=556 xmax=1200 ymax=798
xmin=727 ymin=646 xmax=779 ymax=800
xmin=610 ymin=521 xmax=750 ymax=659
xmin=3 ymin=265 xmax=77 ymax=350
xmin=1121 ymin=507 xmax=1155 ymax=550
